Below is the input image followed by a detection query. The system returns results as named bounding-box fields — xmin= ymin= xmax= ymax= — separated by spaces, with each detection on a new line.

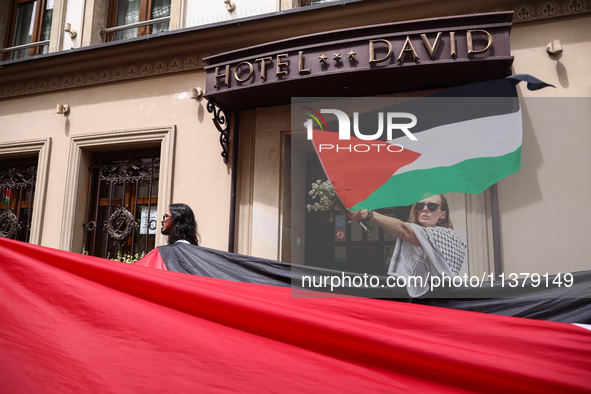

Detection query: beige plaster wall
xmin=0 ymin=70 xmax=232 ymax=252
xmin=497 ymin=15 xmax=591 ymax=274
xmin=247 ymin=106 xmax=290 ymax=261
xmin=511 ymin=15 xmax=591 ymax=97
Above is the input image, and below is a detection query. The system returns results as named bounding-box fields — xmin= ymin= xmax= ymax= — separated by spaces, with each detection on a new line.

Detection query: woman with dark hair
xmin=136 ymin=203 xmax=200 ymax=271
xmin=348 ymin=194 xmax=466 ymax=297
xmin=161 ymin=203 xmax=199 ymax=245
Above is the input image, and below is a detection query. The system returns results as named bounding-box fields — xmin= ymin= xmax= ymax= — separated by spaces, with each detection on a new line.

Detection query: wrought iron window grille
xmin=83 ymin=150 xmax=160 ymax=259
xmin=0 ymin=160 xmax=37 ymax=242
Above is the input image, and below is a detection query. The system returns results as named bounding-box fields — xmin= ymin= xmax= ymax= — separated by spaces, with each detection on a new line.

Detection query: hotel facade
xmin=1 ymin=0 xmax=589 ymax=279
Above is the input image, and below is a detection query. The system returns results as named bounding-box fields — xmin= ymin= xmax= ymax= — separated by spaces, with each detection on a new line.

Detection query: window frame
xmin=83 ymin=148 xmax=161 ymax=259
xmin=0 ymin=157 xmax=38 ymax=243
xmin=60 ymin=127 xmax=175 ymax=253
xmin=4 ymin=0 xmax=52 ymax=60
xmin=0 ymin=138 xmax=51 ymax=245
xmin=106 ymin=0 xmax=170 ymax=42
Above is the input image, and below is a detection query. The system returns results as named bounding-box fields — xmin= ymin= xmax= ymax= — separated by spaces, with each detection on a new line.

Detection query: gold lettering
xmin=234 ymin=61 xmax=254 ymax=83
xmin=298 ymin=51 xmax=311 ymax=75
xmin=276 ymin=53 xmax=289 ymax=77
xmin=397 ymin=36 xmax=419 ymax=63
xmin=255 ymin=57 xmax=273 ymax=81
xmin=369 ymin=39 xmax=393 ymax=65
xmin=449 ymin=32 xmax=456 ymax=57
xmin=420 ymin=32 xmax=442 ymax=59
xmin=214 ymin=65 xmax=230 ymax=88
xmin=467 ymin=29 xmax=493 ymax=55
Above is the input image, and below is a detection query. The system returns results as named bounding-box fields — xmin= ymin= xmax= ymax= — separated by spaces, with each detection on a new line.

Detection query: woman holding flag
xmin=348 ymin=194 xmax=466 ymax=297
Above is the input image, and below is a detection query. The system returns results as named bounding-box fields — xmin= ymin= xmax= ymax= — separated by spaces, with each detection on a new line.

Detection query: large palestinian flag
xmin=1 ymin=237 xmax=590 ymax=392
xmin=307 ymin=75 xmax=553 ymax=210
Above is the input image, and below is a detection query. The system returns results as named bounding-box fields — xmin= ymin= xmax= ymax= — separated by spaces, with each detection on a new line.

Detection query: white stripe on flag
xmin=389 ymin=110 xmax=522 ymax=175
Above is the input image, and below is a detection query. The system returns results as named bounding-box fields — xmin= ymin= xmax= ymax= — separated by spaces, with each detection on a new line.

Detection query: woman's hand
xmin=348 ymin=209 xmax=369 ymax=221
xmin=348 ymin=209 xmax=420 ymax=246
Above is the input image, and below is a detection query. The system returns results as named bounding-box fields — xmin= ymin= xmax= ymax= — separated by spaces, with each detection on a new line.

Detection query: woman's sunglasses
xmin=415 ymin=202 xmax=440 ymax=212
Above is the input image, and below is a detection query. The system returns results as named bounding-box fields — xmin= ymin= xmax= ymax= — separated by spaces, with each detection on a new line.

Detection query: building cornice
xmin=0 ymin=0 xmax=588 ymax=100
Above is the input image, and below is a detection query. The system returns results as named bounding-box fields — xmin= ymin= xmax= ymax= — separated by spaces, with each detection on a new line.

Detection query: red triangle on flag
xmin=312 ymin=130 xmax=421 ymax=209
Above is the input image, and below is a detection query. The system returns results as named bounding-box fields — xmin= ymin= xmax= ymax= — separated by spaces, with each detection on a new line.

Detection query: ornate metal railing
xmin=83 ymin=151 xmax=160 ymax=259
xmin=0 ymin=161 xmax=37 ymax=242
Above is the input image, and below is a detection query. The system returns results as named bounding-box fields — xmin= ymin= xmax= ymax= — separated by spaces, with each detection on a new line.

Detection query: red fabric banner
xmin=1 ymin=237 xmax=590 ymax=393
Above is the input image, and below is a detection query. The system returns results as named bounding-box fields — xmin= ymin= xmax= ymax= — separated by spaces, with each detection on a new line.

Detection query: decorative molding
xmin=479 ymin=0 xmax=589 ymax=22
xmin=0 ymin=54 xmax=201 ymax=99
xmin=59 ymin=127 xmax=175 ymax=252
xmin=0 ymin=0 xmax=588 ymax=100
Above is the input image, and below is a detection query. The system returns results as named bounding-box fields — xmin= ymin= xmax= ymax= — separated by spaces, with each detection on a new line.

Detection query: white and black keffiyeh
xmin=387 ymin=223 xmax=466 ymax=297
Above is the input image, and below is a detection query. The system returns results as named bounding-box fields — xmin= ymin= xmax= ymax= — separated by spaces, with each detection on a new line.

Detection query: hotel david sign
xmin=204 ymin=12 xmax=514 ymax=109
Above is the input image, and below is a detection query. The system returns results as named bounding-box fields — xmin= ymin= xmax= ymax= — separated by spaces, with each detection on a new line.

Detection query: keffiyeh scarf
xmin=388 ymin=223 xmax=466 ymax=297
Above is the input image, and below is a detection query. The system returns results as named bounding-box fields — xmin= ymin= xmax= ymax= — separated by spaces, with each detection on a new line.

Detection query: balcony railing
xmin=99 ymin=16 xmax=170 ymax=36
xmin=0 ymin=40 xmax=50 ymax=56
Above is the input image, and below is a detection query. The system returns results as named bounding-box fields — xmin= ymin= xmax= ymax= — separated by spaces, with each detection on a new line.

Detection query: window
xmin=4 ymin=0 xmax=53 ymax=60
xmin=107 ymin=0 xmax=171 ymax=41
xmin=305 ymin=206 xmax=411 ymax=275
xmin=0 ymin=157 xmax=38 ymax=242
xmin=60 ymin=127 xmax=174 ymax=254
xmin=82 ymin=149 xmax=160 ymax=259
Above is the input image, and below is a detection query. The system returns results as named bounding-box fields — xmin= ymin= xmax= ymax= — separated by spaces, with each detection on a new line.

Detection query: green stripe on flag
xmin=351 ymin=147 xmax=522 ymax=210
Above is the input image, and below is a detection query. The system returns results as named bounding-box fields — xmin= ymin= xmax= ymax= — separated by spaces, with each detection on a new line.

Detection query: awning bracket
xmin=206 ymin=100 xmax=230 ymax=164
